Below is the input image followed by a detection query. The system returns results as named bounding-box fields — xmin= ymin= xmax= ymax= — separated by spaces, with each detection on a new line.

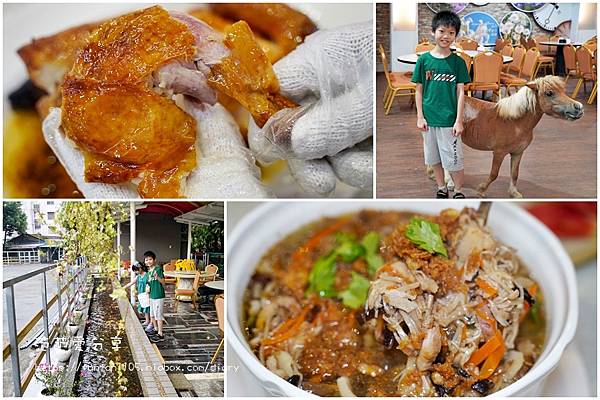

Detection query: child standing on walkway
xmin=123 ymin=262 xmax=151 ymax=326
xmin=412 ymin=10 xmax=470 ymax=198
xmin=144 ymin=250 xmax=166 ymax=342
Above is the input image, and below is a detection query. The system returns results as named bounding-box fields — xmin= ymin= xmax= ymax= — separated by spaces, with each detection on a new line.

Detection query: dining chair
xmin=500 ymin=45 xmax=527 ymax=95
xmin=535 ymin=49 xmax=555 ymax=76
xmin=174 ymin=270 xmax=202 ymax=311
xmin=378 ymin=44 xmax=416 ymax=115
xmin=457 ymin=50 xmax=472 ymax=74
xmin=210 ymin=295 xmax=224 ymax=364
xmin=583 ymin=36 xmax=597 ymax=52
xmin=500 ymin=43 xmax=514 ymax=72
xmin=458 ymin=38 xmax=478 ymax=51
xmin=533 ymin=34 xmax=551 ymax=55
xmin=590 ymin=49 xmax=598 ymax=103
xmin=500 ymin=47 xmax=540 ymax=95
xmin=493 ymin=38 xmax=508 ymax=53
xmin=204 ymin=264 xmax=219 ymax=280
xmin=572 ymin=46 xmax=596 ymax=103
xmin=163 ymin=262 xmax=176 ymax=285
xmin=563 ymin=44 xmax=578 ymax=84
xmin=415 ymin=42 xmax=435 ymax=53
xmin=467 ymin=51 xmax=503 ymax=101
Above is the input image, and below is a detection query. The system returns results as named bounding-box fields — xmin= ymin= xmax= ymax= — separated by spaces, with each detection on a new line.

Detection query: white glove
xmin=43 ymin=103 xmax=271 ymax=199
xmin=248 ymin=21 xmax=373 ymax=196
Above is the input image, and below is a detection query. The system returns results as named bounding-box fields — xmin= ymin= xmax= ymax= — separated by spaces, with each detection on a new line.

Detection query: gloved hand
xmin=42 ymin=102 xmax=271 ymax=198
xmin=248 ymin=20 xmax=373 ymax=196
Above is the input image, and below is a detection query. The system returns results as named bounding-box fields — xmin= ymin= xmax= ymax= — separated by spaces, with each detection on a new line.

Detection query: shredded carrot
xmin=291 ymin=219 xmax=349 ymax=263
xmin=476 ymin=277 xmax=498 ymax=297
xmin=521 ymin=283 xmax=539 ymax=320
xmin=469 ymin=331 xmax=502 ymax=366
xmin=261 ymin=306 xmax=311 ymax=346
xmin=478 ymin=340 xmax=506 ymax=379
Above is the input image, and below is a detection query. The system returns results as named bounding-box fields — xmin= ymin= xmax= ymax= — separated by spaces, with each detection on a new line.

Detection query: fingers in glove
xmin=181 ymin=100 xmax=271 ymax=198
xmin=288 ymin=158 xmax=336 ymax=197
xmin=327 ymin=137 xmax=373 ymax=190
xmin=42 ymin=107 xmax=139 ymax=198
xmin=274 ymin=21 xmax=373 ymax=101
xmin=260 ymin=83 xmax=372 ymax=159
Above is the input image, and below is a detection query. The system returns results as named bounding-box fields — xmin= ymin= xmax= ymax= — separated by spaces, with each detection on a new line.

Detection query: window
xmin=47 ymin=201 xmax=54 ymax=205
xmin=35 ymin=221 xmax=41 ymax=229
xmin=33 ymin=204 xmax=40 ymax=212
xmin=47 ymin=212 xmax=55 ymax=220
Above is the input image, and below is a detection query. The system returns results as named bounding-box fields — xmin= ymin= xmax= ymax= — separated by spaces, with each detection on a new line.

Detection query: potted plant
xmin=55 ymin=327 xmax=72 ymax=363
xmin=35 ymin=363 xmax=66 ymax=396
xmin=67 ymin=313 xmax=83 ymax=335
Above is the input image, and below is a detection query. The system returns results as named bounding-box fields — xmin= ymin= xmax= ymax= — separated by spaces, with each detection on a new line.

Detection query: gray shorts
xmin=422 ymin=126 xmax=464 ymax=172
xmin=150 ymin=298 xmax=164 ymax=321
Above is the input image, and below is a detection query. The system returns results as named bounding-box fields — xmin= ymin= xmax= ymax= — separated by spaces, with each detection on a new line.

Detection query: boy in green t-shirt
xmin=143 ymin=250 xmax=166 ymax=342
xmin=412 ymin=10 xmax=470 ymax=199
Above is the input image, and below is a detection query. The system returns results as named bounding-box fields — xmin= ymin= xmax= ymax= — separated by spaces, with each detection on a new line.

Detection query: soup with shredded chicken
xmin=243 ymin=208 xmax=545 ymax=396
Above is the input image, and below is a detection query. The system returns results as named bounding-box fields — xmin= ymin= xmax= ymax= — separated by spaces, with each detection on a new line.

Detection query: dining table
xmin=164 ymin=270 xmax=217 ymax=301
xmin=397 ymin=50 xmax=512 ymax=65
xmin=538 ymin=41 xmax=583 ymax=76
xmin=204 ymin=280 xmax=224 ymax=291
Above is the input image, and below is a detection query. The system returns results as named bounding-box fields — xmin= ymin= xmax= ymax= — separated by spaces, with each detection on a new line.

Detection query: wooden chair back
xmin=379 ymin=44 xmax=393 ymax=86
xmin=415 ymin=42 xmax=435 ymax=53
xmin=215 ymin=295 xmax=224 ymax=334
xmin=520 ymin=47 xmax=541 ymax=79
xmin=507 ymin=45 xmax=527 ymax=74
xmin=576 ymin=46 xmax=595 ymax=77
xmin=457 ymin=51 xmax=472 ymax=74
xmin=458 ymin=38 xmax=478 ymax=51
xmin=494 ymin=38 xmax=508 ymax=52
xmin=563 ymin=44 xmax=578 ymax=72
xmin=472 ymin=51 xmax=502 ymax=85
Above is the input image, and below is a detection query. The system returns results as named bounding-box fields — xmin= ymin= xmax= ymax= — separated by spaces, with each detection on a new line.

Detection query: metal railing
xmin=3 ymin=259 xmax=87 ymax=396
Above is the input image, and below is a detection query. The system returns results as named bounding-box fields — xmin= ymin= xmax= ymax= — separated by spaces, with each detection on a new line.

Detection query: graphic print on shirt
xmin=426 ymin=69 xmax=456 ymax=82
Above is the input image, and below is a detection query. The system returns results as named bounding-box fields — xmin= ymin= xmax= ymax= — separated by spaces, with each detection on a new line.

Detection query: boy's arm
xmin=453 ymin=83 xmax=465 ymax=137
xmin=415 ymin=83 xmax=428 ymax=131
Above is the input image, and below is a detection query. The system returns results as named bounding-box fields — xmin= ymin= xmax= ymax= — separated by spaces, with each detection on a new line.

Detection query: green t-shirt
xmin=148 ymin=265 xmax=165 ymax=299
xmin=411 ymin=52 xmax=471 ymax=127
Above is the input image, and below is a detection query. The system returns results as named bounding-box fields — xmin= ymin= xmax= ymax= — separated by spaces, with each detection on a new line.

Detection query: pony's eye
xmin=545 ymin=90 xmax=554 ymax=97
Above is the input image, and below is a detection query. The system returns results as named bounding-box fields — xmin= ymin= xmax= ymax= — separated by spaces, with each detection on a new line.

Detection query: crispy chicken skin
xmin=209 ymin=3 xmax=317 ymax=53
xmin=61 ymin=6 xmax=198 ymax=198
xmin=17 ymin=23 xmax=99 ymax=117
xmin=208 ymin=21 xmax=297 ymax=128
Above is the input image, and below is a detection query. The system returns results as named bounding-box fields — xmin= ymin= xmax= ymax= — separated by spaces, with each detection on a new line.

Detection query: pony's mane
xmin=495 ymin=76 xmax=565 ymax=120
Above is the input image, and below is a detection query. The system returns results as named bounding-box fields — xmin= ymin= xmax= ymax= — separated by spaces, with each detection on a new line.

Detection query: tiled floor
xmin=141 ymin=283 xmax=224 ymax=396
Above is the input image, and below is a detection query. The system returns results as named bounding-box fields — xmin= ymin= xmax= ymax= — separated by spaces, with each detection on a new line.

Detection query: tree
xmin=3 ymin=202 xmax=27 ymax=244
xmin=54 ymin=202 xmax=123 ymax=277
xmin=192 ymin=221 xmax=224 ymax=253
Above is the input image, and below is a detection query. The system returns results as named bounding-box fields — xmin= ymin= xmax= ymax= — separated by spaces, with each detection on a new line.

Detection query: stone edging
xmin=116 ymin=293 xmax=178 ymax=397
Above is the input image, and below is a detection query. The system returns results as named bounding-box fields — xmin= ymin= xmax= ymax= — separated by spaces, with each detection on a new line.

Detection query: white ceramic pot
xmin=227 ymin=201 xmax=578 ymax=397
xmin=55 ymin=347 xmax=72 ymax=363
xmin=68 ymin=324 xmax=79 ymax=335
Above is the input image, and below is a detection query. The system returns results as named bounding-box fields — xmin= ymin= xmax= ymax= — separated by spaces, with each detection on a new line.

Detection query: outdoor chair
xmin=210 ymin=295 xmax=224 ymax=364
xmin=174 ymin=271 xmax=202 ymax=311
xmin=163 ymin=262 xmax=176 ymax=285
xmin=466 ymin=51 xmax=503 ymax=101
xmin=379 ymin=44 xmax=416 ymax=115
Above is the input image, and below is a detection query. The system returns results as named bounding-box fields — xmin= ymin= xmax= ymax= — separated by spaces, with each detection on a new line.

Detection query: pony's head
xmin=526 ymin=76 xmax=584 ymax=121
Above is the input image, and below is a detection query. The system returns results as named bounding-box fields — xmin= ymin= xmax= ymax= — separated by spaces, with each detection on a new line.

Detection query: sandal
xmin=453 ymin=192 xmax=466 ymax=199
